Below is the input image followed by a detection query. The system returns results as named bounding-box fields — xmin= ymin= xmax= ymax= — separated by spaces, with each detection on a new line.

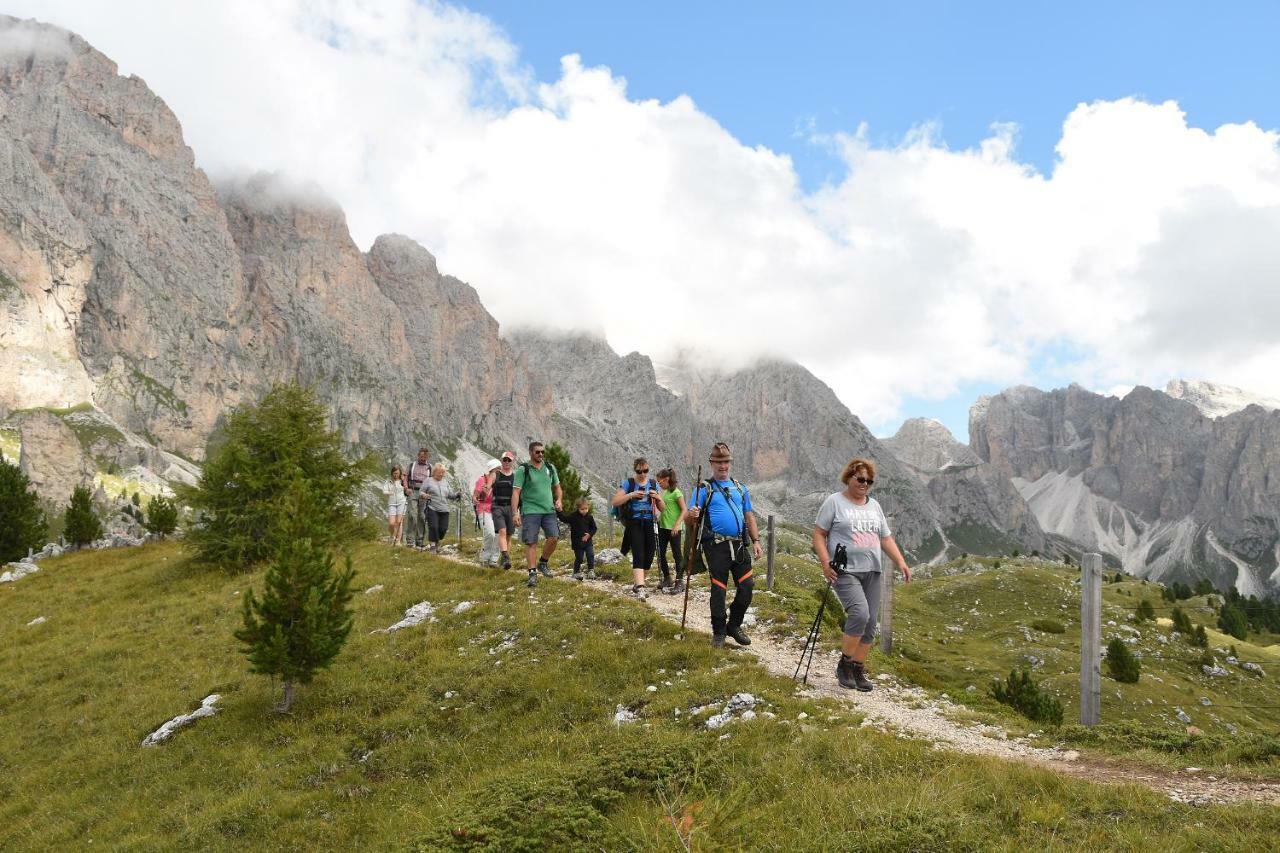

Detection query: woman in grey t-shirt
xmin=421 ymin=463 xmax=461 ymax=553
xmin=812 ymin=457 xmax=912 ymax=692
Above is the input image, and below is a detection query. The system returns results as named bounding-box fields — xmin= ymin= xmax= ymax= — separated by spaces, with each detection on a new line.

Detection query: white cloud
xmin=9 ymin=1 xmax=1280 ymax=429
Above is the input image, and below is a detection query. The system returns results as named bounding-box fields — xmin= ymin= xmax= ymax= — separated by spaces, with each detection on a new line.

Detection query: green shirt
xmin=659 ymin=488 xmax=684 ymax=530
xmin=513 ymin=462 xmax=559 ymax=515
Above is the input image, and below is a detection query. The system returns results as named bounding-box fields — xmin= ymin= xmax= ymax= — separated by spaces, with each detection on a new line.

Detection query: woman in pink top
xmin=473 ymin=458 xmax=501 ymax=566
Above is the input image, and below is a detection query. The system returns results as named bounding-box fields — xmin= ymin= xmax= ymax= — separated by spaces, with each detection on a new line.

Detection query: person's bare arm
xmin=881 ymin=535 xmax=912 ymax=583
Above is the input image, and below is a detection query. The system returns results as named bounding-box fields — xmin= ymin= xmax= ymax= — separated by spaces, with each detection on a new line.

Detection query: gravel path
xmin=577 ymin=573 xmax=1280 ymax=807
xmin=435 ymin=549 xmax=1280 ymax=806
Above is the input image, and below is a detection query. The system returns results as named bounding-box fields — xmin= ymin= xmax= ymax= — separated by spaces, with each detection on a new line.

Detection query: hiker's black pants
xmin=627 ymin=519 xmax=656 ymax=569
xmin=657 ymin=527 xmax=683 ymax=581
xmin=573 ymin=541 xmax=595 ymax=573
xmin=706 ymin=539 xmax=753 ymax=635
xmin=427 ymin=509 xmax=450 ymax=544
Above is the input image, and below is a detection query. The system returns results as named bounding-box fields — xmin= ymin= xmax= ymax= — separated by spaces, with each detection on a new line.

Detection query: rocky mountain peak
xmin=883 ymin=418 xmax=981 ymax=473
xmin=1165 ymin=378 xmax=1280 ymax=419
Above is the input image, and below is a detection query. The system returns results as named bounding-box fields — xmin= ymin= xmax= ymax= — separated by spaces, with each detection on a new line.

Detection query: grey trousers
xmin=834 ymin=571 xmax=882 ymax=642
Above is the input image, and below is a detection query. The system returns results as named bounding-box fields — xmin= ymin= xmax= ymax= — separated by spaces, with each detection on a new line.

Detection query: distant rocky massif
xmin=2 ymin=17 xmax=1278 ymax=596
xmin=970 ymin=381 xmax=1280 ymax=599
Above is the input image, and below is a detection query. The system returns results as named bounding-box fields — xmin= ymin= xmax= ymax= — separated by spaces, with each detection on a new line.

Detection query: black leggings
xmin=627 ymin=519 xmax=656 ymax=569
xmin=657 ymin=527 xmax=683 ymax=581
xmin=428 ymin=509 xmax=451 ymax=544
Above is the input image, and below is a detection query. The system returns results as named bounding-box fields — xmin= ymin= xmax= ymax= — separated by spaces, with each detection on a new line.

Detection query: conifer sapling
xmin=235 ymin=482 xmax=356 ymax=713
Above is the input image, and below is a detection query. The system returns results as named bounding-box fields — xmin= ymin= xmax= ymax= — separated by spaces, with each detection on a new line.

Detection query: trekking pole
xmin=680 ymin=465 xmax=703 ymax=632
xmin=793 ymin=581 xmax=833 ymax=685
xmin=792 ymin=544 xmax=846 ymax=685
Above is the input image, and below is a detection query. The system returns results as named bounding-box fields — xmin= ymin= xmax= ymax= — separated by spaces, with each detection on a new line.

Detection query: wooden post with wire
xmin=680 ymin=465 xmax=703 ymax=632
xmin=1080 ymin=552 xmax=1103 ymax=726
xmin=879 ymin=551 xmax=894 ymax=654
xmin=766 ymin=515 xmax=776 ymax=591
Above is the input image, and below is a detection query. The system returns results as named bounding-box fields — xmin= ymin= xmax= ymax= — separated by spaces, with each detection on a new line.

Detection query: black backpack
xmin=613 ymin=477 xmax=637 ymax=522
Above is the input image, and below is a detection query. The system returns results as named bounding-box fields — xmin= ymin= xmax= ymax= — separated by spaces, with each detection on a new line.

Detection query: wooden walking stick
xmin=680 ymin=465 xmax=703 ymax=631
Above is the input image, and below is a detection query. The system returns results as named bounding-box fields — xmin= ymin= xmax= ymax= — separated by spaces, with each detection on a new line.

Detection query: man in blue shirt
xmin=688 ymin=442 xmax=762 ymax=647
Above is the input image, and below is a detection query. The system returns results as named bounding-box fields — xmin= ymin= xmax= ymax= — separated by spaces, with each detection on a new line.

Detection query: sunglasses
xmin=635 ymin=468 xmax=649 ymax=474
xmin=532 ymin=449 xmax=544 ymax=455
xmin=854 ymin=476 xmax=874 ymax=486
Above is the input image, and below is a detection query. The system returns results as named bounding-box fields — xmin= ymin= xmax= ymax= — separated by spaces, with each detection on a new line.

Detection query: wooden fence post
xmin=1080 ymin=552 xmax=1102 ymax=726
xmin=879 ymin=552 xmax=894 ymax=654
xmin=766 ymin=515 xmax=776 ymax=590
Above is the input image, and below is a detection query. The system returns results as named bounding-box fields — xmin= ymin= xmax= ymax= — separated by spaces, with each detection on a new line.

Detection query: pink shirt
xmin=473 ymin=474 xmax=494 ymax=513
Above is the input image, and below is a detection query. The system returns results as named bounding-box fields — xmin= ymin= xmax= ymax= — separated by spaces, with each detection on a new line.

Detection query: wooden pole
xmin=1080 ymin=552 xmax=1102 ymax=726
xmin=766 ymin=515 xmax=776 ymax=591
xmin=879 ymin=550 xmax=894 ymax=654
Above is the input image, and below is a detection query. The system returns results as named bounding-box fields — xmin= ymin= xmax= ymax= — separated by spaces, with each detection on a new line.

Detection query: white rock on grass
xmin=705 ymin=693 xmax=760 ymax=730
xmin=1242 ymin=662 xmax=1266 ymax=676
xmin=142 ymin=694 xmax=221 ymax=746
xmin=364 ymin=584 xmax=384 ymax=595
xmin=1 ymin=562 xmax=39 ymax=583
xmin=1201 ymin=663 xmax=1229 ymax=678
xmin=594 ymin=548 xmax=625 ymax=565
xmin=1175 ymin=708 xmax=1192 ymax=724
xmin=374 ymin=602 xmax=435 ymax=633
xmin=452 ymin=601 xmax=476 ymax=614
xmin=613 ymin=706 xmax=639 ymax=726
xmin=26 ymin=616 xmax=46 ymax=627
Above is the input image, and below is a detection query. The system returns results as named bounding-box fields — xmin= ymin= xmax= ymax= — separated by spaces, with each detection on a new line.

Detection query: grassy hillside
xmin=3 ymin=541 xmax=1279 ymax=850
xmin=748 ymin=550 xmax=1280 ymax=773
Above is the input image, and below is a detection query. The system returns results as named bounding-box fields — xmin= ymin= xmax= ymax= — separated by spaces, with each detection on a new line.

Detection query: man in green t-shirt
xmin=512 ymin=440 xmax=563 ymax=587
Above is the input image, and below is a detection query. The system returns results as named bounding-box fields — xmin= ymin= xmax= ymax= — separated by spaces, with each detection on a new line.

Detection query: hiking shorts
xmin=491 ymin=503 xmax=514 ymax=534
xmin=520 ymin=512 xmax=558 ymax=545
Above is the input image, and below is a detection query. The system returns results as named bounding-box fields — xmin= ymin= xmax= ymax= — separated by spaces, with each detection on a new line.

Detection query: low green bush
xmin=991 ymin=667 xmax=1063 ymax=726
xmin=1106 ymin=638 xmax=1140 ymax=683
xmin=1030 ymin=618 xmax=1065 ymax=634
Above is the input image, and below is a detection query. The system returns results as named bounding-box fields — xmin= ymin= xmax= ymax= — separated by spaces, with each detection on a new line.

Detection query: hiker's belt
xmin=704 ymin=531 xmax=746 ymax=546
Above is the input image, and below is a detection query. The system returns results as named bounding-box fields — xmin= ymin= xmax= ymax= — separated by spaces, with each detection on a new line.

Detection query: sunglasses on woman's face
xmin=636 ymin=469 xmax=649 ymax=475
xmin=854 ymin=476 xmax=874 ymax=486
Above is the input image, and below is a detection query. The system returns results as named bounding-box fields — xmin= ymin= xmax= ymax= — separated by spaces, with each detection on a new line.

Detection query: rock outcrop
xmin=971 ymin=384 xmax=1280 ymax=597
xmin=15 ymin=409 xmax=95 ymax=506
xmin=884 ymin=418 xmax=1047 ymax=558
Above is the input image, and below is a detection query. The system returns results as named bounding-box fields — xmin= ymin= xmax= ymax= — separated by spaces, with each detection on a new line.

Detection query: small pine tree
xmin=184 ymin=383 xmax=373 ymax=570
xmin=1106 ymin=637 xmax=1140 ymax=683
xmin=1134 ymin=599 xmax=1156 ymax=622
xmin=1012 ymin=549 xmax=1020 ymax=558
xmin=1170 ymin=606 xmax=1193 ymax=635
xmin=0 ymin=458 xmax=47 ymax=562
xmin=63 ymin=485 xmax=103 ymax=548
xmin=234 ymin=483 xmax=356 ymax=713
xmin=1063 ymin=554 xmax=1073 ymax=567
xmin=1192 ymin=624 xmax=1208 ymax=648
xmin=145 ymin=496 xmax=179 ymax=539
xmin=990 ymin=668 xmax=1063 ymax=725
xmin=1161 ymin=585 xmax=1174 ymax=603
xmin=1217 ymin=603 xmax=1248 ymax=641
xmin=131 ymin=491 xmax=141 ymax=507
xmin=543 ymin=441 xmax=589 ymax=511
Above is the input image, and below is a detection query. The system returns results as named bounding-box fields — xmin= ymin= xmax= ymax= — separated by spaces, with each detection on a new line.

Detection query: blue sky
xmin=466 ymin=1 xmax=1280 ymax=188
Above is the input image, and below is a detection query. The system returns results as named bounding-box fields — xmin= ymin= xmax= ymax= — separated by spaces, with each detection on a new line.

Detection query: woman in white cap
xmin=473 ymin=458 xmax=502 ymax=566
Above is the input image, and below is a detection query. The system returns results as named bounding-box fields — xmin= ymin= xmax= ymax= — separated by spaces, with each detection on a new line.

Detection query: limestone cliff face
xmin=884 ymin=418 xmax=1047 ymax=557
xmin=972 ymin=384 xmax=1280 ymax=597
xmin=0 ymin=16 xmax=546 ymax=469
xmin=509 ymin=334 xmax=948 ymax=555
xmin=0 ymin=16 xmax=253 ymax=454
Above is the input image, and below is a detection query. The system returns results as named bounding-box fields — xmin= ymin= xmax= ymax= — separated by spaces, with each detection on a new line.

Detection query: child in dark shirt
xmin=558 ymin=497 xmax=598 ymax=581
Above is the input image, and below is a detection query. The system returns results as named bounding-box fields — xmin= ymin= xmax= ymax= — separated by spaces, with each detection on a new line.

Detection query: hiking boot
xmin=584 ymin=569 xmax=597 ymax=580
xmin=537 ymin=561 xmax=553 ymax=578
xmin=572 ymin=571 xmax=584 ymax=581
xmin=727 ymin=627 xmax=751 ymax=647
xmin=526 ymin=570 xmax=538 ymax=588
xmin=837 ymin=657 xmax=872 ymax=692
xmin=667 ymin=579 xmax=685 ymax=595
xmin=632 ymin=584 xmax=647 ymax=600
xmin=711 ymin=634 xmax=726 ymax=648
xmin=500 ymin=554 xmax=511 ymax=569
